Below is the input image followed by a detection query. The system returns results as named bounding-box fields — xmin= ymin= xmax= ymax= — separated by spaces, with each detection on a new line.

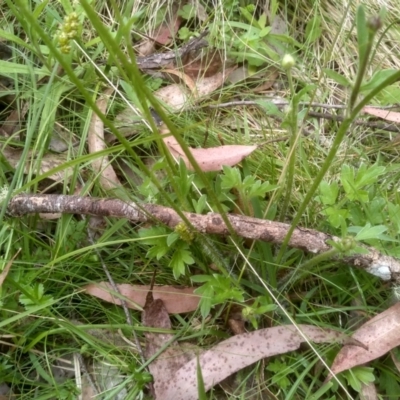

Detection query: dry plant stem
xmin=76 ymin=353 xmax=99 ymax=396
xmin=85 ymin=225 xmax=146 ymax=365
xmin=7 ymin=194 xmax=400 ymax=283
xmin=209 ymin=101 xmax=400 ymax=133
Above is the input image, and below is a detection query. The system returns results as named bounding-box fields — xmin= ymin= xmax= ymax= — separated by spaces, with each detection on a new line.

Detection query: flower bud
xmin=282 ymin=54 xmax=295 ymax=70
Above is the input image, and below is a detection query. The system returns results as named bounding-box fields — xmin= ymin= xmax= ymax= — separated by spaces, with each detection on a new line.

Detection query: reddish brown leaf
xmin=363 ymin=107 xmax=400 ymax=123
xmin=329 ymin=302 xmax=400 ymax=378
xmin=158 ymin=325 xmax=345 ymax=400
xmin=83 ymin=283 xmax=200 ymax=314
xmin=182 ymin=50 xmax=223 ymax=79
xmin=152 ymin=16 xmax=182 ymax=45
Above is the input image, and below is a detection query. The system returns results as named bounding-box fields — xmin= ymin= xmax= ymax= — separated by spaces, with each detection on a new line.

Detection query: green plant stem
xmin=349 ymin=29 xmax=375 ymax=111
xmin=276 ymin=69 xmax=400 ymax=264
xmin=279 ymin=69 xmax=297 ymax=222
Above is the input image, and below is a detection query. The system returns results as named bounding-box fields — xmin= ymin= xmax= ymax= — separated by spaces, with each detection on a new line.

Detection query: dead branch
xmin=136 ymin=31 xmax=209 ymax=70
xmin=7 ymin=194 xmax=400 ymax=283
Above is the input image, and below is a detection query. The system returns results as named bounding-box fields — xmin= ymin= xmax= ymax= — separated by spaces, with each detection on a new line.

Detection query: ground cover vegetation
xmin=1 ymin=0 xmax=400 ymax=399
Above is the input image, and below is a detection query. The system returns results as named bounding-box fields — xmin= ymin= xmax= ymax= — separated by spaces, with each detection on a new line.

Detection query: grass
xmin=2 ymin=0 xmax=400 ymax=398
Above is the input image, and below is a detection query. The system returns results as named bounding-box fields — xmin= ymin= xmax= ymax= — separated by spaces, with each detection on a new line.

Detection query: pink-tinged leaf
xmin=83 ymin=283 xmax=200 ymax=314
xmin=363 ymin=107 xmax=400 ymax=123
xmin=163 ymin=137 xmax=257 ymax=171
xmin=152 ymin=16 xmax=182 ymax=45
xmin=157 ymin=325 xmax=345 ymax=400
xmin=329 ymin=302 xmax=400 ymax=377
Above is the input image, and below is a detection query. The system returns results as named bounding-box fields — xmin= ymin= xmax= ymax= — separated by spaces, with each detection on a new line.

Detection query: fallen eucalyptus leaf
xmin=83 ymin=283 xmax=200 ymax=314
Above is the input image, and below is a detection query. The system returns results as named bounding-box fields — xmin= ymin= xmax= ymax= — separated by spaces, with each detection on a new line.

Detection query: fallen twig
xmin=6 ymin=194 xmax=400 ymax=283
xmin=209 ymin=100 xmax=400 ymax=133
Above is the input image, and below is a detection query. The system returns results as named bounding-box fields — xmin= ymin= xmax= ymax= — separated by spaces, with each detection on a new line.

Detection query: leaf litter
xmin=141 ymin=278 xmax=194 ymax=398
xmin=161 ymin=124 xmax=257 ymax=171
xmin=329 ymin=302 xmax=400 ymax=378
xmin=84 ymin=283 xmax=200 ymax=314
xmin=158 ymin=325 xmax=346 ymax=400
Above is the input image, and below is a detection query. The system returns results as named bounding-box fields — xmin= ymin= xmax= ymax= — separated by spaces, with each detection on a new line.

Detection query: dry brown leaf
xmin=155 ymin=83 xmax=190 ymax=111
xmin=196 ymin=69 xmax=235 ymax=97
xmin=329 ymin=302 xmax=400 ymax=378
xmin=88 ymin=88 xmax=122 ymax=191
xmin=151 ymin=15 xmax=181 ymax=45
xmin=83 ymin=283 xmax=200 ymax=314
xmin=154 ymin=69 xmax=235 ymax=111
xmin=163 ymin=133 xmax=257 ymax=171
xmin=182 ymin=49 xmax=223 ymax=79
xmin=360 ymin=382 xmax=378 ymax=400
xmin=363 ymin=106 xmax=400 ymax=123
xmin=162 ymin=68 xmax=197 ymax=92
xmin=158 ymin=324 xmax=345 ymax=400
xmin=0 ymin=250 xmax=20 ymax=287
xmin=142 ymin=288 xmax=193 ymax=398
xmin=1 ymin=147 xmax=73 ymax=183
xmin=136 ymin=39 xmax=156 ymax=57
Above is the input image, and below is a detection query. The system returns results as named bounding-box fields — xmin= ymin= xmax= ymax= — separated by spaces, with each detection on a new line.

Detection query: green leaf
xmin=323 ymin=68 xmax=351 ymax=87
xmin=221 ymin=166 xmax=242 ymax=189
xmin=325 ymin=207 xmax=349 ymax=229
xmin=259 ymin=26 xmax=271 ymax=38
xmin=255 ymin=100 xmax=284 ymax=117
xmin=196 ymin=284 xmax=213 ymax=318
xmin=349 ymin=223 xmax=387 ymax=241
xmin=239 ymin=7 xmax=257 ymax=27
xmin=360 ymin=69 xmax=399 ymax=93
xmin=191 ymin=275 xmax=212 ymax=283
xmin=178 ymin=4 xmax=196 ymax=20
xmin=178 ymin=27 xmax=192 ymax=41
xmin=167 ymin=232 xmax=180 ymax=247
xmin=318 ymin=181 xmax=339 ymax=205
xmin=196 ymin=357 xmax=207 ymax=400
xmin=170 ymin=246 xmax=194 ymax=278
xmin=192 ymin=194 xmax=207 ymax=214
xmin=305 ymin=15 xmax=322 ymax=43
xmin=258 ymin=13 xmax=267 ymax=29
xmin=0 ymin=59 xmax=49 ymax=77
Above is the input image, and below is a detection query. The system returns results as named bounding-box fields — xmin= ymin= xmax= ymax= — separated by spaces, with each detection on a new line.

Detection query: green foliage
xmin=340 ymin=366 xmax=375 ymax=392
xmin=19 ymin=283 xmax=54 ymax=311
xmin=266 ymin=359 xmax=291 ymax=389
xmin=139 ymin=227 xmax=195 ymax=278
xmin=317 ymin=163 xmax=388 ymax=232
xmin=242 ymin=296 xmax=277 ymax=329
xmin=3 ymin=0 xmax=400 ymax=398
xmin=192 ymin=274 xmax=244 ymax=318
xmin=214 ymin=5 xmax=295 ymax=67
